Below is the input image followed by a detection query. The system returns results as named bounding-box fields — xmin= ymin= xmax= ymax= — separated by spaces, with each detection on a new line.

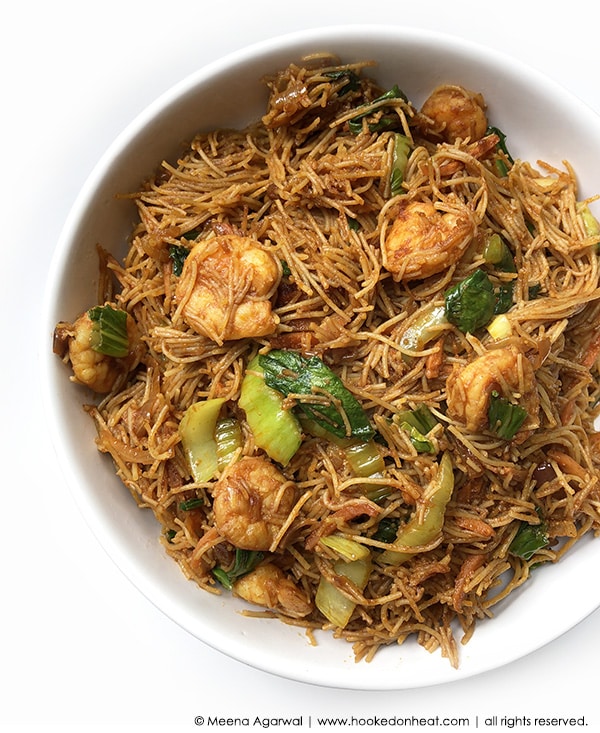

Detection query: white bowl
xmin=41 ymin=25 xmax=600 ymax=689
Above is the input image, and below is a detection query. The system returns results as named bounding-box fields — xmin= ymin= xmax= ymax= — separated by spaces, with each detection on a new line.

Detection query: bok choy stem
xmin=380 ymin=452 xmax=454 ymax=565
xmin=315 ymin=555 xmax=372 ymax=628
xmin=178 ymin=398 xmax=226 ymax=483
xmin=239 ymin=356 xmax=302 ymax=466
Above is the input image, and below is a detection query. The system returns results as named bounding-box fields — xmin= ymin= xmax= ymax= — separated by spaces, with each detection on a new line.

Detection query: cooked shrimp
xmin=175 ymin=234 xmax=281 ymax=344
xmin=53 ymin=308 xmax=142 ymax=394
xmin=446 ymin=345 xmax=540 ymax=435
xmin=382 ymin=200 xmax=476 ymax=280
xmin=212 ymin=456 xmax=297 ymax=551
xmin=419 ymin=84 xmax=488 ymax=143
xmin=233 ymin=562 xmax=312 ymax=618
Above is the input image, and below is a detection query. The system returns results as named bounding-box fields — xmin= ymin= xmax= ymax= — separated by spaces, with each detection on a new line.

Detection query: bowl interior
xmin=41 ymin=25 xmax=600 ymax=689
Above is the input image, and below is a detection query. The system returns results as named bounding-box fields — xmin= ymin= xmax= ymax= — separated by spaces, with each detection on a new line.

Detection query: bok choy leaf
xmin=444 ymin=269 xmax=496 ymax=334
xmin=259 ymin=350 xmax=374 ymax=441
xmin=488 ymin=391 xmax=527 ymax=440
xmin=212 ymin=549 xmax=264 ymax=590
xmin=509 ymin=510 xmax=549 ymax=560
xmin=239 ymin=356 xmax=302 ymax=466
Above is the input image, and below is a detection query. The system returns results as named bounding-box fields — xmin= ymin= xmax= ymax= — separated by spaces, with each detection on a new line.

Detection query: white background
xmin=2 ymin=1 xmax=600 ymax=731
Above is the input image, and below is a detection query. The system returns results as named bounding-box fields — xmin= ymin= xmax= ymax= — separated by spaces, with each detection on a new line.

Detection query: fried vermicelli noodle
xmin=54 ymin=56 xmax=600 ymax=667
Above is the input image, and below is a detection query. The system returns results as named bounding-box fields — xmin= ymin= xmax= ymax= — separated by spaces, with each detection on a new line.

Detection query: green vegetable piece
xmin=315 ymin=555 xmax=372 ymax=628
xmin=179 ymin=398 xmax=226 ymax=482
xmin=577 ymin=202 xmax=600 ymax=250
xmin=365 ymin=486 xmax=395 ymax=503
xmin=169 ymin=244 xmax=190 ymax=276
xmin=372 ymin=517 xmax=400 ymax=544
xmin=178 ymin=498 xmax=204 ymax=511
xmin=494 ymin=283 xmax=514 ymax=315
xmin=488 ymin=390 xmax=527 ymax=440
xmin=399 ymin=304 xmax=447 ymax=357
xmin=212 ymin=549 xmax=264 ymax=591
xmin=367 ymin=116 xmax=401 ymax=134
xmin=259 ymin=350 xmax=374 ymax=441
xmin=300 ymin=416 xmax=384 ymax=477
xmin=87 ymin=305 xmax=129 ymax=358
xmin=390 ymin=133 xmax=411 ymax=197
xmin=487 ymin=125 xmax=514 ymax=175
xmin=323 ymin=69 xmax=360 ymax=95
xmin=490 ymin=126 xmax=514 ymax=163
xmin=494 ymin=159 xmax=509 ymax=177
xmin=348 ymin=85 xmax=408 ymax=134
xmin=483 ymin=235 xmax=504 ymax=265
xmin=395 ymin=405 xmax=438 ymax=453
xmin=380 ymin=451 xmax=454 ymax=565
xmin=487 ymin=313 xmax=512 ymax=340
xmin=214 ymin=417 xmax=243 ymax=470
xmin=342 ymin=439 xmax=385 ymax=476
xmin=395 ymin=404 xmax=437 ymax=434
xmin=445 ymin=269 xmax=496 ymax=334
xmin=239 ymin=356 xmax=302 ymax=466
xmin=483 ymin=233 xmax=516 ymax=273
xmin=319 ymin=534 xmax=370 ymax=562
xmin=399 ymin=422 xmax=435 ymax=454
xmin=376 ymin=84 xmax=409 ymax=104
xmin=509 ymin=511 xmax=549 ymax=560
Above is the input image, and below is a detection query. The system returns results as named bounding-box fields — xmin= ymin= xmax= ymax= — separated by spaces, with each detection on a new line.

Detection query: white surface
xmin=3 ymin=0 xmax=600 ymax=730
